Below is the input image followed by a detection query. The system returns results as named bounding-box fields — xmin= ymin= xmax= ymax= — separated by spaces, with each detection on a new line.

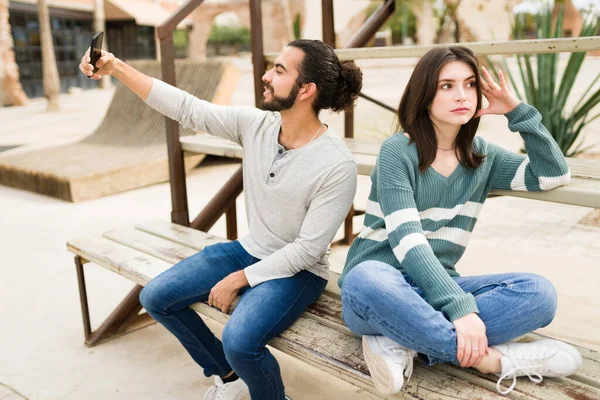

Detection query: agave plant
xmin=488 ymin=6 xmax=600 ymax=157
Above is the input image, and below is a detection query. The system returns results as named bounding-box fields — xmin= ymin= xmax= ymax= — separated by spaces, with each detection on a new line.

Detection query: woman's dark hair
xmin=397 ymin=46 xmax=485 ymax=172
xmin=288 ymin=39 xmax=362 ymax=114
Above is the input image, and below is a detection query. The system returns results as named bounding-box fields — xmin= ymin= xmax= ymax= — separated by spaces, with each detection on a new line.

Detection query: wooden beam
xmin=265 ymin=37 xmax=600 ymax=62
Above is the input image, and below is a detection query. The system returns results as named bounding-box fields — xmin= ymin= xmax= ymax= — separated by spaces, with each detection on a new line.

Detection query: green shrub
xmin=207 ymin=25 xmax=251 ymax=46
xmin=489 ymin=6 xmax=600 ymax=156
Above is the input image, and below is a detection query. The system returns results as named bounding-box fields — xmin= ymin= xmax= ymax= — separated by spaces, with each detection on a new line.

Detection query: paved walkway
xmin=1 ymin=55 xmax=599 ymax=399
xmin=0 ymin=384 xmax=27 ymax=400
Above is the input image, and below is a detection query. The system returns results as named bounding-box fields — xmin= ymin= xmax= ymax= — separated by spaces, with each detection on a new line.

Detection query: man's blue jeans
xmin=341 ymin=261 xmax=558 ymax=366
xmin=139 ymin=241 xmax=327 ymax=399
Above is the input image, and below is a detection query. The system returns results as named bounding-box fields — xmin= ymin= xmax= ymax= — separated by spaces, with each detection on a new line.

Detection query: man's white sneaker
xmin=202 ymin=376 xmax=249 ymax=400
xmin=493 ymin=338 xmax=582 ymax=395
xmin=362 ymin=335 xmax=418 ymax=395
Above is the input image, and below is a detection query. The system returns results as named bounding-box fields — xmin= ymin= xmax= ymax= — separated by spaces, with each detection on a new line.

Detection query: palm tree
xmin=0 ymin=0 xmax=28 ymax=106
xmin=279 ymin=0 xmax=294 ymax=45
xmin=414 ymin=0 xmax=435 ymax=45
xmin=38 ymin=0 xmax=60 ymax=111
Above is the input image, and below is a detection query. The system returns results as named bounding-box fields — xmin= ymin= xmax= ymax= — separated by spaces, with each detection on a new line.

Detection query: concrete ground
xmin=0 ymin=55 xmax=599 ymax=399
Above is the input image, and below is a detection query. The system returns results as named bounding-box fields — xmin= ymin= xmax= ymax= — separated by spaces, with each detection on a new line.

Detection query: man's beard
xmin=260 ymin=81 xmax=300 ymax=112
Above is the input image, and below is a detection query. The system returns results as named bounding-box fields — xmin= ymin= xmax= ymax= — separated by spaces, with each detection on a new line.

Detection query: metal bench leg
xmin=74 ymin=256 xmax=155 ymax=347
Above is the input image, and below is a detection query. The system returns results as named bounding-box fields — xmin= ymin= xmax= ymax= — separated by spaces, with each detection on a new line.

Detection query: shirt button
xmin=278 ymin=149 xmax=283 ymax=154
xmin=270 ymin=173 xmax=275 ymax=178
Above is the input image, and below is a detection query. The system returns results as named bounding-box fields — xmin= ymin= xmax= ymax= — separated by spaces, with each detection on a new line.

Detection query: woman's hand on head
xmin=453 ymin=312 xmax=488 ymax=368
xmin=475 ymin=66 xmax=521 ymax=118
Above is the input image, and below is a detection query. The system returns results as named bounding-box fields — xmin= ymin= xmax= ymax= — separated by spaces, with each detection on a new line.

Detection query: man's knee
xmin=222 ymin=322 xmax=260 ymax=365
xmin=139 ymin=280 xmax=165 ymax=315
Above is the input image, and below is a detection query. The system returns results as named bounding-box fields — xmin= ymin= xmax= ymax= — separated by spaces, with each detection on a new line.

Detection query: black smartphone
xmin=90 ymin=31 xmax=104 ymax=75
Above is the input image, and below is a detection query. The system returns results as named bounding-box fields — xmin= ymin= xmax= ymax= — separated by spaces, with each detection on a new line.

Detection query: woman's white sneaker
xmin=362 ymin=335 xmax=417 ymax=395
xmin=493 ymin=338 xmax=582 ymax=395
xmin=202 ymin=375 xmax=249 ymax=400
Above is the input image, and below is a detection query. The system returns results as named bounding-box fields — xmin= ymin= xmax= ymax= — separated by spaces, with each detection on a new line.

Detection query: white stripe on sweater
xmin=365 ymin=200 xmax=384 ymax=218
xmin=539 ymin=170 xmax=571 ymax=190
xmin=358 ymin=226 xmax=472 ymax=248
xmin=419 ymin=201 xmax=483 ymax=222
xmin=510 ymin=158 xmax=530 ymax=191
xmin=423 ymin=227 xmax=471 ymax=247
xmin=357 ymin=227 xmax=388 ymax=242
xmin=392 ymin=233 xmax=430 ymax=263
xmin=384 ymin=208 xmax=420 ymax=232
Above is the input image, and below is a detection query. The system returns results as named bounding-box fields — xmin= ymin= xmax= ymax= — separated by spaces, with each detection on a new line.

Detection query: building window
xmin=106 ymin=22 xmax=156 ymax=61
xmin=9 ymin=6 xmax=98 ymax=98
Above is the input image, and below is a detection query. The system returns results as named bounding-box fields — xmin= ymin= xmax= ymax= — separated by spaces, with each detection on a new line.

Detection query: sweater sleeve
xmin=144 ymin=78 xmax=266 ymax=146
xmin=243 ymin=161 xmax=358 ymax=287
xmin=377 ymin=140 xmax=478 ymax=321
xmin=491 ymin=102 xmax=571 ymax=191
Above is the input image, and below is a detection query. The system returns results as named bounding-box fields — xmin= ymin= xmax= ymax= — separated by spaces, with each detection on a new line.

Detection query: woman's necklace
xmin=438 ymin=145 xmax=456 ymax=151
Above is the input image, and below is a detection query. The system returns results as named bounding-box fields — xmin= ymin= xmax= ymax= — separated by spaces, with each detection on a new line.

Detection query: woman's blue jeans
xmin=341 ymin=261 xmax=558 ymax=366
xmin=139 ymin=241 xmax=327 ymax=399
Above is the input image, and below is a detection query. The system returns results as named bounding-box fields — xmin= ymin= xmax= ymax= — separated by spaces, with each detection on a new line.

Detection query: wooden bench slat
xmin=135 ymin=220 xmax=343 ymax=297
xmin=342 ymin=140 xmax=600 ymax=180
xmin=264 ymin=37 xmax=600 ymax=61
xmin=67 ymin=236 xmax=171 ymax=286
xmin=567 ymin=158 xmax=600 ymax=180
xmin=135 ymin=220 xmax=224 ymax=251
xmin=180 ymin=135 xmax=600 ymax=208
xmin=103 ymin=227 xmax=202 ymax=265
xmin=308 ymin=295 xmax=600 ymax=393
xmin=182 ymin=134 xmax=244 ymax=159
xmin=436 ymin=363 xmax=600 ymax=400
xmin=191 ymin=301 xmax=509 ymax=400
xmin=196 ymin=297 xmax=600 ymax=400
xmin=492 ymin=179 xmax=600 ymax=208
xmin=181 ymin=135 xmax=599 ymax=179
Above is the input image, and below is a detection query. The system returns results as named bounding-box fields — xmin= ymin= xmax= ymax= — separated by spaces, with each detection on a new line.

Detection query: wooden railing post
xmin=156 ymin=0 xmax=208 ymax=227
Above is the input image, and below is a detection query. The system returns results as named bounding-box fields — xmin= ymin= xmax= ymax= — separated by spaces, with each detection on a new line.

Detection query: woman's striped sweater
xmin=338 ymin=102 xmax=571 ymax=322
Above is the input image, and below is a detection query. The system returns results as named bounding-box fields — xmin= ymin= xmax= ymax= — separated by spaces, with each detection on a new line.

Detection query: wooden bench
xmin=68 ymin=220 xmax=600 ymax=400
xmin=69 ymin=133 xmax=600 ymax=399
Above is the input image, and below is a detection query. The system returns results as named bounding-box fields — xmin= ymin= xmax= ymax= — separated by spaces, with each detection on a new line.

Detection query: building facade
xmin=8 ymin=0 xmax=162 ymax=98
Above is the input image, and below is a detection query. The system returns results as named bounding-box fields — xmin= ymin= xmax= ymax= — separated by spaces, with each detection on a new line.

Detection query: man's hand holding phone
xmin=79 ymin=48 xmax=117 ymax=80
xmin=78 ymin=31 xmax=154 ymax=100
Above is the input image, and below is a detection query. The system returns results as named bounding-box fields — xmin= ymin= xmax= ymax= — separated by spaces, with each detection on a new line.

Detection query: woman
xmin=338 ymin=46 xmax=581 ymax=396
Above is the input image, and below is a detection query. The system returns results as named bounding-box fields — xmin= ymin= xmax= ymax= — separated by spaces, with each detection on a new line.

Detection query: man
xmin=79 ymin=39 xmax=362 ymax=400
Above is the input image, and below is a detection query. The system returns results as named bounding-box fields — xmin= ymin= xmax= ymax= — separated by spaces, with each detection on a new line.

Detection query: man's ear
xmin=299 ymin=82 xmax=317 ymax=101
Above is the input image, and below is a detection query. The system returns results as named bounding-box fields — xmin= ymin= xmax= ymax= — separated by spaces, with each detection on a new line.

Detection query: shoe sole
xmin=362 ymin=336 xmax=401 ymax=395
